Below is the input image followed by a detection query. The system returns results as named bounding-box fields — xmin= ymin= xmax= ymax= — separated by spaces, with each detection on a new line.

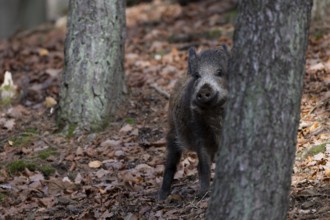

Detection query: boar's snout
xmin=195 ymin=84 xmax=218 ymax=107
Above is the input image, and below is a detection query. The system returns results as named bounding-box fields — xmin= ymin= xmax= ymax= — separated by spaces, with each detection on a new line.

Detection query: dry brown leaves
xmin=0 ymin=0 xmax=329 ymax=219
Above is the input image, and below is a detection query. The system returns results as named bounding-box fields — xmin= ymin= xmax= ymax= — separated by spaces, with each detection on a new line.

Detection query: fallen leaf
xmin=74 ymin=173 xmax=83 ymax=184
xmin=88 ymin=160 xmax=102 ymax=169
xmin=95 ymin=169 xmax=110 ymax=178
xmin=46 ymin=178 xmax=65 ymax=194
xmin=131 ymin=129 xmax=139 ymax=136
xmin=45 ymin=68 xmax=62 ymax=77
xmin=0 ymin=184 xmax=11 ymax=189
xmin=124 ymin=213 xmax=138 ymax=220
xmin=168 ymin=194 xmax=183 ymax=202
xmin=114 ymin=150 xmax=126 ymax=159
xmin=38 ymin=48 xmax=49 ymax=57
xmin=313 ymin=153 xmax=324 ymax=161
xmin=3 ymin=119 xmax=15 ymax=130
xmin=39 ymin=197 xmax=55 ymax=208
xmin=326 ymin=144 xmax=330 ymax=154
xmin=100 ymin=139 xmax=121 ymax=148
xmin=119 ymin=124 xmax=133 ymax=134
xmin=62 ymin=176 xmax=72 ymax=183
xmin=7 ymin=105 xmax=27 ymax=118
xmin=44 ymin=96 xmax=57 ymax=108
xmin=135 ymin=164 xmax=153 ymax=174
xmin=29 ymin=173 xmax=44 ymax=182
xmin=309 ymin=122 xmax=319 ymax=131
xmin=75 ymin=146 xmax=84 ymax=156
xmin=103 ymin=159 xmax=124 ymax=170
xmin=325 ymin=169 xmax=330 ymax=177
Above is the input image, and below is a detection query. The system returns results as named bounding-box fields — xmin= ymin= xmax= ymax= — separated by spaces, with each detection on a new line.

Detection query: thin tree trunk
xmin=312 ymin=0 xmax=330 ymax=22
xmin=58 ymin=0 xmax=126 ymax=131
xmin=207 ymin=1 xmax=312 ymax=219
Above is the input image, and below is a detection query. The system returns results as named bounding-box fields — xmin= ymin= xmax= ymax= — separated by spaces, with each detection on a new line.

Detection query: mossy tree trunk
xmin=207 ymin=1 xmax=312 ymax=219
xmin=58 ymin=0 xmax=126 ymax=131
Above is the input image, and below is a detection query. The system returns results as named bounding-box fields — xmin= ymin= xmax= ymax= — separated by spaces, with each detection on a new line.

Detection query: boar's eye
xmin=216 ymin=68 xmax=223 ymax=77
xmin=193 ymin=72 xmax=201 ymax=79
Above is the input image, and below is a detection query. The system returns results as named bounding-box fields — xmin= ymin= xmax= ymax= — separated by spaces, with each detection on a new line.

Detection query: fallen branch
xmin=150 ymin=83 xmax=170 ymax=100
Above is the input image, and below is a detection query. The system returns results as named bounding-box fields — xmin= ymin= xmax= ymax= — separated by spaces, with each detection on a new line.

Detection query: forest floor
xmin=0 ymin=0 xmax=330 ymax=219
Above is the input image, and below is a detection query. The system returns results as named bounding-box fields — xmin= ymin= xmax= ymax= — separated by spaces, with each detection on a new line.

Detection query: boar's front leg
xmin=196 ymin=146 xmax=211 ymax=196
xmin=159 ymin=132 xmax=182 ymax=200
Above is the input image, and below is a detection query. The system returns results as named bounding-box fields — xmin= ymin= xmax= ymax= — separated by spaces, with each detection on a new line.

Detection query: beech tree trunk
xmin=58 ymin=0 xmax=126 ymax=131
xmin=207 ymin=1 xmax=312 ymax=220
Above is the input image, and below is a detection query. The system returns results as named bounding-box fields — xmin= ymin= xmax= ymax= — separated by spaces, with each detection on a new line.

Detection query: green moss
xmin=313 ymin=30 xmax=325 ymax=41
xmin=0 ymin=85 xmax=17 ymax=106
xmin=38 ymin=148 xmax=58 ymax=160
xmin=224 ymin=9 xmax=238 ymax=23
xmin=305 ymin=143 xmax=328 ymax=157
xmin=206 ymin=29 xmax=222 ymax=39
xmin=9 ymin=128 xmax=38 ymax=147
xmin=7 ymin=160 xmax=37 ymax=174
xmin=0 ymin=97 xmax=12 ymax=106
xmin=38 ymin=165 xmax=55 ymax=177
xmin=10 ymin=135 xmax=32 ymax=147
xmin=167 ymin=35 xmax=177 ymax=43
xmin=0 ymin=193 xmax=5 ymax=202
xmin=125 ymin=117 xmax=136 ymax=125
xmin=67 ymin=172 xmax=76 ymax=181
xmin=7 ymin=160 xmax=55 ymax=177
xmin=24 ymin=128 xmax=38 ymax=134
xmin=67 ymin=124 xmax=77 ymax=138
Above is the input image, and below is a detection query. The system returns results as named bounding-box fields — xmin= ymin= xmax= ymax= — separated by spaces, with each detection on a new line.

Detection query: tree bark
xmin=57 ymin=0 xmax=126 ymax=131
xmin=207 ymin=1 xmax=312 ymax=220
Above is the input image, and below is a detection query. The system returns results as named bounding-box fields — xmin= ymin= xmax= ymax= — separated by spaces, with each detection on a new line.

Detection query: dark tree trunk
xmin=57 ymin=0 xmax=126 ymax=131
xmin=207 ymin=1 xmax=312 ymax=220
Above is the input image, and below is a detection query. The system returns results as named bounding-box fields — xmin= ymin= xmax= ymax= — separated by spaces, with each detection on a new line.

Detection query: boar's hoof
xmin=158 ymin=190 xmax=170 ymax=201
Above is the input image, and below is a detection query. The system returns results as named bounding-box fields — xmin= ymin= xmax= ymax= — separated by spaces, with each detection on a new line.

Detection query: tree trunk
xmin=312 ymin=0 xmax=330 ymax=22
xmin=47 ymin=0 xmax=69 ymax=20
xmin=207 ymin=1 xmax=312 ymax=220
xmin=0 ymin=0 xmax=46 ymax=39
xmin=57 ymin=0 xmax=126 ymax=131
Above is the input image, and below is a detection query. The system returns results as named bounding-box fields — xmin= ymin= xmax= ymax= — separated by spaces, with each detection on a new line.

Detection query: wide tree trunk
xmin=58 ymin=0 xmax=126 ymax=131
xmin=207 ymin=1 xmax=312 ymax=220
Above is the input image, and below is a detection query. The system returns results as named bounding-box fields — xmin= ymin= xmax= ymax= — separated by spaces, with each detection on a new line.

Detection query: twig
xmin=150 ymin=83 xmax=170 ymax=100
xmin=302 ymin=97 xmax=330 ymax=120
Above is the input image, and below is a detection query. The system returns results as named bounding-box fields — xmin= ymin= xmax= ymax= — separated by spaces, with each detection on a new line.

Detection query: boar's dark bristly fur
xmin=159 ymin=45 xmax=230 ymax=200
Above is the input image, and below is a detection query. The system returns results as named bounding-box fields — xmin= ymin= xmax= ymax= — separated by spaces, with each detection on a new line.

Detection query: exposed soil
xmin=0 ymin=1 xmax=329 ymax=219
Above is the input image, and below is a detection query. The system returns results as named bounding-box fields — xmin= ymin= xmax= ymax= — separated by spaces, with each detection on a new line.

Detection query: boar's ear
xmin=220 ymin=44 xmax=230 ymax=58
xmin=219 ymin=44 xmax=230 ymax=77
xmin=188 ymin=47 xmax=198 ymax=76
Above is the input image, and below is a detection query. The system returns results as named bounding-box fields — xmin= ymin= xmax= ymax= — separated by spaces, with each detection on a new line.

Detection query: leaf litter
xmin=0 ymin=0 xmax=329 ymax=219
